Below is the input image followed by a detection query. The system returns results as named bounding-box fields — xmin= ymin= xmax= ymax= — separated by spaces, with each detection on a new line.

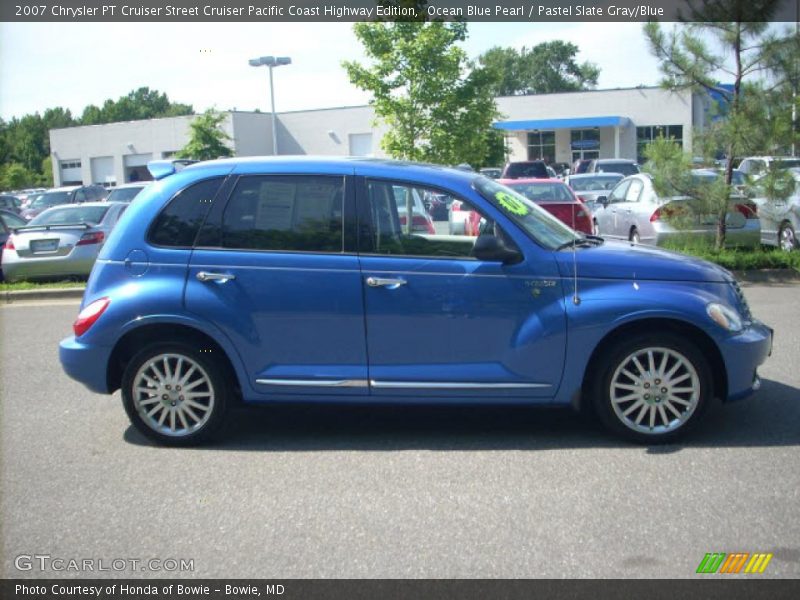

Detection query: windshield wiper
xmin=555 ymin=235 xmax=604 ymax=251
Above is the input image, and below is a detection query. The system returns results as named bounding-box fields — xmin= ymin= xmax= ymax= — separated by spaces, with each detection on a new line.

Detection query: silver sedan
xmin=753 ymin=168 xmax=800 ymax=251
xmin=2 ymin=202 xmax=128 ymax=282
xmin=593 ymin=172 xmax=760 ymax=247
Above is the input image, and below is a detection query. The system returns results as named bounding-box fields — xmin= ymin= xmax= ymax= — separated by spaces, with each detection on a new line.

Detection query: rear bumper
xmin=719 ymin=319 xmax=773 ymax=402
xmin=59 ymin=335 xmax=112 ymax=394
xmin=3 ymin=252 xmax=96 ymax=282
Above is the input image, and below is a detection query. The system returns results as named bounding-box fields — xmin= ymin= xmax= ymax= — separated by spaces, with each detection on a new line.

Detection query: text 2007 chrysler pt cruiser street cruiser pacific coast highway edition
xmin=59 ymin=157 xmax=773 ymax=446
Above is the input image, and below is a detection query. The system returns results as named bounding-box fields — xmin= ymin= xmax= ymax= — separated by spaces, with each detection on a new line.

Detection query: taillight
xmin=650 ymin=208 xmax=662 ymax=222
xmin=3 ymin=237 xmax=14 ymax=250
xmin=76 ymin=231 xmax=105 ymax=246
xmin=735 ymin=203 xmax=757 ymax=218
xmin=73 ymin=297 xmax=110 ymax=337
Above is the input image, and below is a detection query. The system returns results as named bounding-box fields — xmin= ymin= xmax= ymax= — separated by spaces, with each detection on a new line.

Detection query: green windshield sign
xmin=495 ymin=191 xmax=530 ymax=216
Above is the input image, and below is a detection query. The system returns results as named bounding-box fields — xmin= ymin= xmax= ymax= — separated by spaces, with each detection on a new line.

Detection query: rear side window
xmin=148 ymin=178 xmax=224 ymax=247
xmin=220 ymin=175 xmax=344 ymax=253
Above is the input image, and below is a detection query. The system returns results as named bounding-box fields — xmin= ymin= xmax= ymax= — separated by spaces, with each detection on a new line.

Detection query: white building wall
xmin=230 ymin=112 xmax=273 ymax=156
xmin=276 ymin=106 xmax=388 ymax=156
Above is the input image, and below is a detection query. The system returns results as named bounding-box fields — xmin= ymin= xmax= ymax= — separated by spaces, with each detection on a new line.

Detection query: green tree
xmin=644 ymin=0 xmax=795 ymax=249
xmin=478 ymin=42 xmax=599 ymax=96
xmin=80 ymin=87 xmax=193 ymax=125
xmin=343 ymin=20 xmax=499 ymax=166
xmin=176 ymin=110 xmax=233 ymax=161
xmin=0 ymin=162 xmax=38 ymax=189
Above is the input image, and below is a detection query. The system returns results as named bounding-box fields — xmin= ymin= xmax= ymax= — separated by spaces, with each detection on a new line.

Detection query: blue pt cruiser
xmin=60 ymin=157 xmax=772 ymax=445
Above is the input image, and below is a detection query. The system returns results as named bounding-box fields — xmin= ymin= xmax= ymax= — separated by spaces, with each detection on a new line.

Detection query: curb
xmin=3 ymin=287 xmax=86 ymax=303
xmin=732 ymin=268 xmax=800 ymax=285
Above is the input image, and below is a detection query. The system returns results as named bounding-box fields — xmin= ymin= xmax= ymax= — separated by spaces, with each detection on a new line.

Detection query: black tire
xmin=121 ymin=342 xmax=229 ymax=446
xmin=590 ymin=333 xmax=712 ymax=444
xmin=778 ymin=222 xmax=797 ymax=252
xmin=629 ymin=228 xmax=640 ymax=244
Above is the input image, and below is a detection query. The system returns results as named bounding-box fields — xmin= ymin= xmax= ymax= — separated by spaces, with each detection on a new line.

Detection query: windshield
xmin=29 ymin=205 xmax=109 ymax=226
xmin=506 ymin=181 xmax=575 ymax=203
xmin=107 ymin=186 xmax=144 ymax=202
xmin=31 ymin=191 xmax=71 ymax=208
xmin=474 ymin=178 xmax=578 ymax=250
xmin=568 ymin=175 xmax=623 ymax=192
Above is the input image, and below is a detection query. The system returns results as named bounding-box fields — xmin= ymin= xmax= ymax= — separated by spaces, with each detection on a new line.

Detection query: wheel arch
xmin=579 ymin=317 xmax=727 ymax=412
xmin=107 ymin=322 xmax=242 ymax=402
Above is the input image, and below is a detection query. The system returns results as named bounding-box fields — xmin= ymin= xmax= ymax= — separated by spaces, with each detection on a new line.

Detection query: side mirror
xmin=598 ymin=195 xmax=609 ymax=207
xmin=472 ymin=234 xmax=522 ymax=264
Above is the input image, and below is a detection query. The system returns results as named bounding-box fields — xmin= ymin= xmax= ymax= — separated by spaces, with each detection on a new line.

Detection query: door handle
xmin=366 ymin=276 xmax=407 ymax=289
xmin=196 ymin=271 xmax=236 ymax=283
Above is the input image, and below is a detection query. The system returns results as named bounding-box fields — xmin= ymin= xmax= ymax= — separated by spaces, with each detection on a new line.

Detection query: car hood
xmin=554 ymin=239 xmax=734 ymax=283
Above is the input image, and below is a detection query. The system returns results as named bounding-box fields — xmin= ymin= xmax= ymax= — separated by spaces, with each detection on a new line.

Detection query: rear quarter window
xmin=147 ymin=178 xmax=224 ymax=247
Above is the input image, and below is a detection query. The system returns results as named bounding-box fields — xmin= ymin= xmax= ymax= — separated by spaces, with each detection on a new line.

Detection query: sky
xmin=0 ymin=21 xmax=677 ymax=121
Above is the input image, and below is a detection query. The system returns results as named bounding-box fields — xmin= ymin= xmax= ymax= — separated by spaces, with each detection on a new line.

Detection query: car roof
xmin=111 ymin=182 xmax=148 ymax=190
xmin=498 ymin=178 xmax=561 ymax=184
xmin=593 ymin=159 xmax=636 ymax=163
xmin=180 ymin=156 xmax=483 ymax=187
xmin=45 ymin=186 xmax=80 ymax=192
xmin=567 ymin=173 xmax=622 ymax=179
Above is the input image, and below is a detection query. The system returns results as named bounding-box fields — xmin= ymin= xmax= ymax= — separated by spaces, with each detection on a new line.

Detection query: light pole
xmin=248 ymin=55 xmax=291 ymax=155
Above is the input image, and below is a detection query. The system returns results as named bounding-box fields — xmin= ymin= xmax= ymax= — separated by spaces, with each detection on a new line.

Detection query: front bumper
xmin=59 ymin=335 xmax=113 ymax=394
xmin=719 ymin=319 xmax=773 ymax=402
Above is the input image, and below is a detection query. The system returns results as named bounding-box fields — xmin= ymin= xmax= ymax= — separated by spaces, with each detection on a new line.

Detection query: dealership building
xmin=49 ymin=86 xmax=708 ymax=187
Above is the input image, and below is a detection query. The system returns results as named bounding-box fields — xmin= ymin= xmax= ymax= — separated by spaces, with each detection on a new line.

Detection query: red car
xmin=496 ymin=178 xmax=593 ymax=235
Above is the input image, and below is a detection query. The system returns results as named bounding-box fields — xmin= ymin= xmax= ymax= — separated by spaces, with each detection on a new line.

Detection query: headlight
xmin=707 ymin=303 xmax=743 ymax=332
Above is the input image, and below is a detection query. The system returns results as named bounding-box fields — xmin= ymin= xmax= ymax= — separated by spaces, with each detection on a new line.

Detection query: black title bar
xmin=4 ymin=0 xmax=800 ymax=22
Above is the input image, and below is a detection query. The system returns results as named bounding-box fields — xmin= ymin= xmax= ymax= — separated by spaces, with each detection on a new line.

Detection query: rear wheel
xmin=629 ymin=228 xmax=640 ymax=244
xmin=779 ymin=222 xmax=797 ymax=251
xmin=121 ymin=343 xmax=229 ymax=446
xmin=591 ymin=333 xmax=712 ymax=443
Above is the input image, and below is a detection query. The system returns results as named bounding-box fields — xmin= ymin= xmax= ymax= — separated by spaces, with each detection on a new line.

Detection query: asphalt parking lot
xmin=1 ymin=283 xmax=798 ymax=579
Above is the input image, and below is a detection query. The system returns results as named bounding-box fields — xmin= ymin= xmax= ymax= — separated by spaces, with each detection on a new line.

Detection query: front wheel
xmin=121 ymin=343 xmax=229 ymax=446
xmin=591 ymin=333 xmax=712 ymax=443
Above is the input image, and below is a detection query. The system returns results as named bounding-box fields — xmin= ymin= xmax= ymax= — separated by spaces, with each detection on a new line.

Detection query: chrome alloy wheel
xmin=132 ymin=353 xmax=215 ymax=437
xmin=779 ymin=225 xmax=796 ymax=252
xmin=609 ymin=347 xmax=700 ymax=435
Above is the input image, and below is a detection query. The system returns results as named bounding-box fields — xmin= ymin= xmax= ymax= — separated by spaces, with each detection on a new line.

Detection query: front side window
xmin=608 ymin=180 xmax=632 ymax=204
xmin=221 ymin=175 xmax=344 ymax=253
xmin=365 ymin=180 xmax=478 ymax=259
xmin=148 ymin=177 xmax=224 ymax=247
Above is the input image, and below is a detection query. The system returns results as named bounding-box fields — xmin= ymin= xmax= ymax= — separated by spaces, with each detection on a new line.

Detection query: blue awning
xmin=493 ymin=116 xmax=630 ymax=131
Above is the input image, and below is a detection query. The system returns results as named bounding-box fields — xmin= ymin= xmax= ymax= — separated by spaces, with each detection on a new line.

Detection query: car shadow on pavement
xmin=123 ymin=378 xmax=800 ymax=451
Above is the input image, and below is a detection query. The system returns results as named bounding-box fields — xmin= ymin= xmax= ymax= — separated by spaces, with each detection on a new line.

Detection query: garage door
xmin=91 ymin=156 xmax=115 ymax=186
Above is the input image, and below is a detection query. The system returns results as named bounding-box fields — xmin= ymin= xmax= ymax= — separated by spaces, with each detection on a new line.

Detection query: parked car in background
xmin=587 ymin=159 xmax=641 ymax=177
xmin=479 ymin=168 xmax=501 ymax=179
xmin=753 ymin=167 xmax=800 ymax=251
xmin=58 ymin=157 xmax=772 ymax=446
xmin=105 ymin=182 xmax=148 ymax=203
xmin=2 ymin=202 xmax=128 ymax=282
xmin=424 ymin=191 xmax=455 ymax=221
xmin=593 ymin=171 xmax=759 ymax=247
xmin=0 ymin=194 xmax=23 ymax=214
xmin=737 ymin=156 xmax=800 ymax=179
xmin=564 ymin=173 xmax=624 ymax=215
xmin=498 ymin=178 xmax=593 ymax=235
xmin=501 ymin=160 xmax=548 ymax=180
xmin=20 ymin=184 xmax=108 ymax=221
xmin=571 ymin=159 xmax=592 ymax=175
xmin=0 ymin=209 xmax=27 ymax=281
xmin=393 ymin=186 xmax=435 ymax=234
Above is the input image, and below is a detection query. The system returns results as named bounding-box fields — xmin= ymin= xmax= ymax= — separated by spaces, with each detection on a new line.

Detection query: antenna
xmin=572 ymin=201 xmax=580 ymax=305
